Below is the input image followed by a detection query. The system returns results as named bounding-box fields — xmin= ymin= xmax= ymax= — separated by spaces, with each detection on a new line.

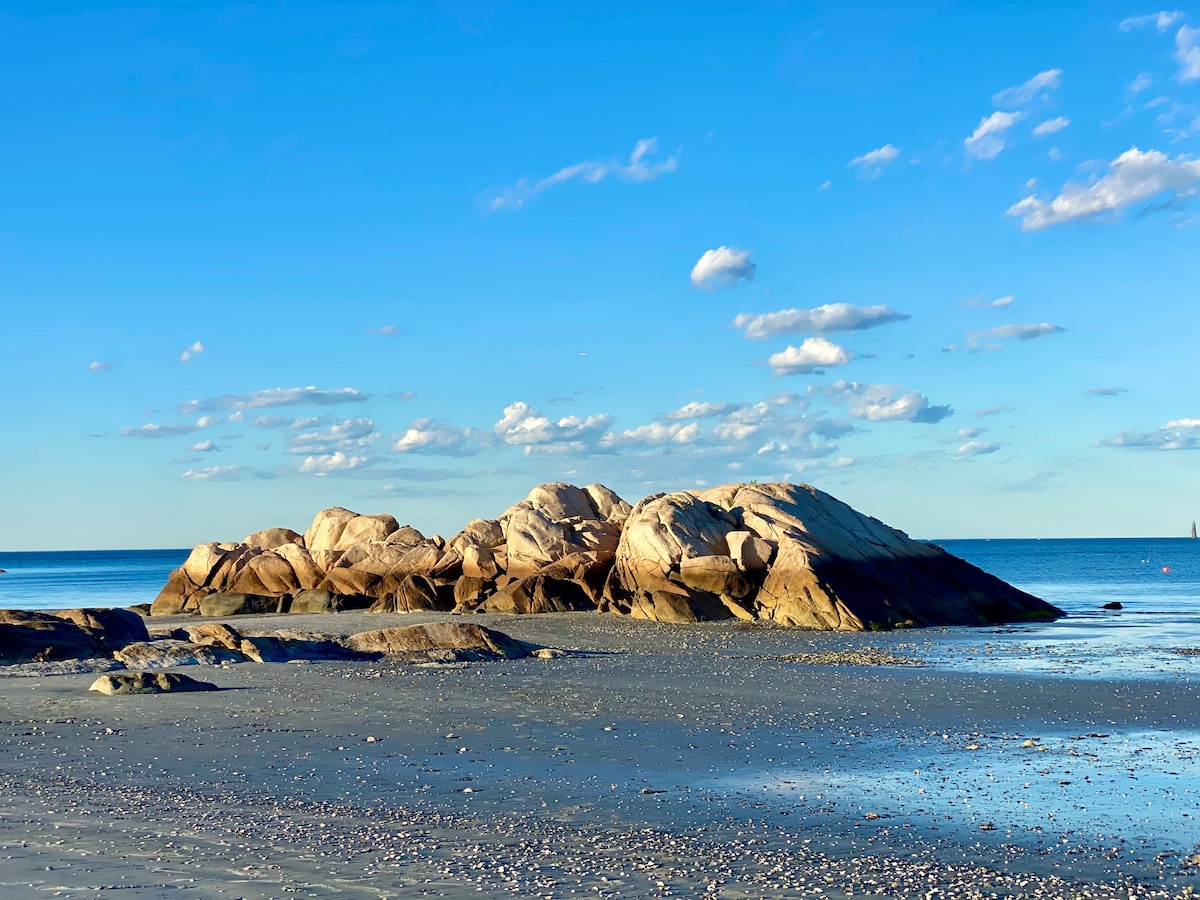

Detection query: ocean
xmin=0 ymin=548 xmax=189 ymax=612
xmin=0 ymin=539 xmax=1197 ymax=679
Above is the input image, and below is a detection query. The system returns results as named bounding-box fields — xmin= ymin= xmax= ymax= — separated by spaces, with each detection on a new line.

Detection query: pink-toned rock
xmin=227 ymin=551 xmax=299 ymax=596
xmin=275 ymin=543 xmax=327 ymax=590
xmin=726 ymin=531 xmax=775 ymax=572
xmin=462 ymin=545 xmax=500 ymax=580
xmin=613 ymin=491 xmax=738 ymax=598
xmin=243 ymin=527 xmax=304 ymax=551
xmin=584 ymin=483 xmax=633 ymax=524
xmin=504 ymin=507 xmax=589 ymax=578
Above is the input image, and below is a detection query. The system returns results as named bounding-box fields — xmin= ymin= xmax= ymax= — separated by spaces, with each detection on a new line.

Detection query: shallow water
xmin=933 ymin=539 xmax=1200 ymax=681
xmin=721 ymin=726 xmax=1200 ymax=857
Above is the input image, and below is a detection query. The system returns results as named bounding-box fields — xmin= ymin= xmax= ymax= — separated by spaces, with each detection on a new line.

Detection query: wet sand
xmin=2 ymin=611 xmax=1198 ymax=898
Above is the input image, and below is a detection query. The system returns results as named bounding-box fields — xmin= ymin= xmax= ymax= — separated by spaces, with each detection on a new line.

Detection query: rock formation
xmin=148 ymin=481 xmax=1060 ymax=630
xmin=0 ymin=608 xmax=149 ymax=664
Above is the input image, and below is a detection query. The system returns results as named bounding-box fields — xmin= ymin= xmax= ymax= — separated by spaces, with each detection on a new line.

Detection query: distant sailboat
xmin=1192 ymin=521 xmax=1198 ymax=540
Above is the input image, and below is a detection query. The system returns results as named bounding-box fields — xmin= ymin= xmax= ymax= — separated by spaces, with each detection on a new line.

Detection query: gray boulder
xmin=90 ymin=672 xmax=218 ymax=695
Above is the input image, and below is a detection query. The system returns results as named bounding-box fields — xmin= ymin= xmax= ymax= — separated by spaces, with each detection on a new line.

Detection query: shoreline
xmin=2 ymin=611 xmax=1199 ymax=897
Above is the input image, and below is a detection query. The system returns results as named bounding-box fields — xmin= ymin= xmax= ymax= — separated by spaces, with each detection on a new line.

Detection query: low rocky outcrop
xmin=89 ymin=672 xmax=218 ymax=695
xmin=0 ymin=610 xmax=103 ymax=664
xmin=147 ymin=481 xmax=1060 ymax=630
xmin=0 ymin=616 xmax=545 ymax=671
xmin=113 ymin=640 xmax=245 ymax=668
xmin=1 ymin=608 xmax=150 ymax=664
xmin=55 ymin=608 xmax=150 ymax=649
xmin=343 ymin=622 xmax=530 ymax=661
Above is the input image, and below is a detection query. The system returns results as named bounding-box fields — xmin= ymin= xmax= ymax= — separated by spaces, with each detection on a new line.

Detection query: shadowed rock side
xmin=1 ymin=608 xmax=149 ymax=664
xmin=149 ymin=481 xmax=1060 ymax=630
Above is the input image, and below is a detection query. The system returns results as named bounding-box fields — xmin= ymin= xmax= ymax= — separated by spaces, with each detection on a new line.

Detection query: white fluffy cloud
xmin=298 ymin=451 xmax=370 ymax=474
xmin=1120 ymin=11 xmax=1184 ymax=31
xmin=488 ymin=138 xmax=677 ymax=211
xmin=848 ymin=143 xmax=900 ymax=177
xmin=956 ymin=440 xmax=1001 ymax=459
xmin=181 ymin=465 xmax=249 ymax=481
xmin=1096 ymin=417 xmax=1200 ymax=450
xmin=1006 ymin=147 xmax=1200 ymax=230
xmin=88 ymin=360 xmax=113 ymax=372
xmin=179 ymin=386 xmax=370 ymax=414
xmin=179 ymin=341 xmax=204 ymax=364
xmin=991 ymin=69 xmax=1062 ymax=107
xmin=661 ymin=401 xmax=742 ymax=421
xmin=494 ymin=402 xmax=614 ymax=455
xmin=606 ymin=421 xmax=701 ymax=448
xmin=393 ymin=419 xmax=484 ymax=455
xmin=820 ymin=381 xmax=952 ymax=424
xmin=768 ymin=338 xmax=854 ymax=375
xmin=189 ymin=440 xmax=219 ymax=453
xmin=965 ymin=111 xmax=1024 ymax=160
xmin=690 ymin=247 xmax=756 ymax=289
xmin=287 ymin=417 xmax=378 ymax=456
xmin=733 ymin=302 xmax=909 ymax=339
xmin=1032 ymin=116 xmax=1070 ymax=137
xmin=1178 ymin=25 xmax=1200 ymax=82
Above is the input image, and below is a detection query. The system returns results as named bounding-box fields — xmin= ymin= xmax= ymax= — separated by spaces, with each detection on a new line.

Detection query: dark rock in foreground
xmin=148 ymin=481 xmax=1061 ymax=630
xmin=2 ymin=618 xmax=540 ymax=670
xmin=1 ymin=608 xmax=149 ymax=664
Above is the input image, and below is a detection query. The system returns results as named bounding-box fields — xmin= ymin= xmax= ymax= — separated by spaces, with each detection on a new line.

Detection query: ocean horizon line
xmin=3 ymin=534 xmax=1200 ymax=555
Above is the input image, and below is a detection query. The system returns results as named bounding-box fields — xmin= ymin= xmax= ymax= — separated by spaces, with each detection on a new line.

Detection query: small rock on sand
xmin=89 ymin=671 xmax=218 ymax=695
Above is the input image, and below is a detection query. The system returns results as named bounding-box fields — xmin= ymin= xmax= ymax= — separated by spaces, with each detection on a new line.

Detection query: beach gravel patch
xmin=752 ymin=648 xmax=923 ymax=666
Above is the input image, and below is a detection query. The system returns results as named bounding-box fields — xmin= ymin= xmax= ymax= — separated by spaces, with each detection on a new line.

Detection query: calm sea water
xmin=0 ymin=549 xmax=188 ymax=611
xmin=0 ymin=539 xmax=1197 ymax=642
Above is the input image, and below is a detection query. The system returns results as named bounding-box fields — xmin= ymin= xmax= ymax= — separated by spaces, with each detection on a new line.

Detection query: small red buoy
xmin=1162 ymin=566 xmax=1171 ymax=573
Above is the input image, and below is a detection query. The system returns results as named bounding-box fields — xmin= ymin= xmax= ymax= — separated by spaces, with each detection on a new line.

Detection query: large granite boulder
xmin=0 ymin=610 xmax=103 ymax=663
xmin=481 ymin=574 xmax=595 ymax=615
xmin=368 ymin=574 xmax=453 ymax=613
xmin=698 ymin=482 xmax=1056 ymax=629
xmin=288 ymin=589 xmax=362 ymax=614
xmin=243 ymin=527 xmax=304 ymax=551
xmin=503 ymin=507 xmax=590 ymax=577
xmin=501 ymin=483 xmax=632 ymax=577
xmin=342 ymin=622 xmax=529 ymax=660
xmin=612 ymin=492 xmax=742 ymax=622
xmin=198 ymin=593 xmax=285 ymax=617
xmin=54 ymin=608 xmax=150 ymax=649
xmin=305 ymin=507 xmax=399 ymax=552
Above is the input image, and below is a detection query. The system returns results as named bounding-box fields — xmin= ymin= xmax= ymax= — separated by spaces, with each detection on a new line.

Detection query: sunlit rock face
xmin=149 ymin=481 xmax=1061 ymax=630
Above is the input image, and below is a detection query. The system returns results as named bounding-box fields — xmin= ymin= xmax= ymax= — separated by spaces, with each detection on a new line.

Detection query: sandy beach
xmin=2 ymin=611 xmax=1198 ymax=898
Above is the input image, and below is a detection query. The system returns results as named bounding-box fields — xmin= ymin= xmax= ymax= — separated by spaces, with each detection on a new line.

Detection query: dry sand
xmin=2 ymin=611 xmax=1198 ymax=898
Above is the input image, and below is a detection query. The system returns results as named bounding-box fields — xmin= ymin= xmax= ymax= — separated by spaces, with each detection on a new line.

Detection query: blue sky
xmin=3 ymin=1 xmax=1199 ymax=549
